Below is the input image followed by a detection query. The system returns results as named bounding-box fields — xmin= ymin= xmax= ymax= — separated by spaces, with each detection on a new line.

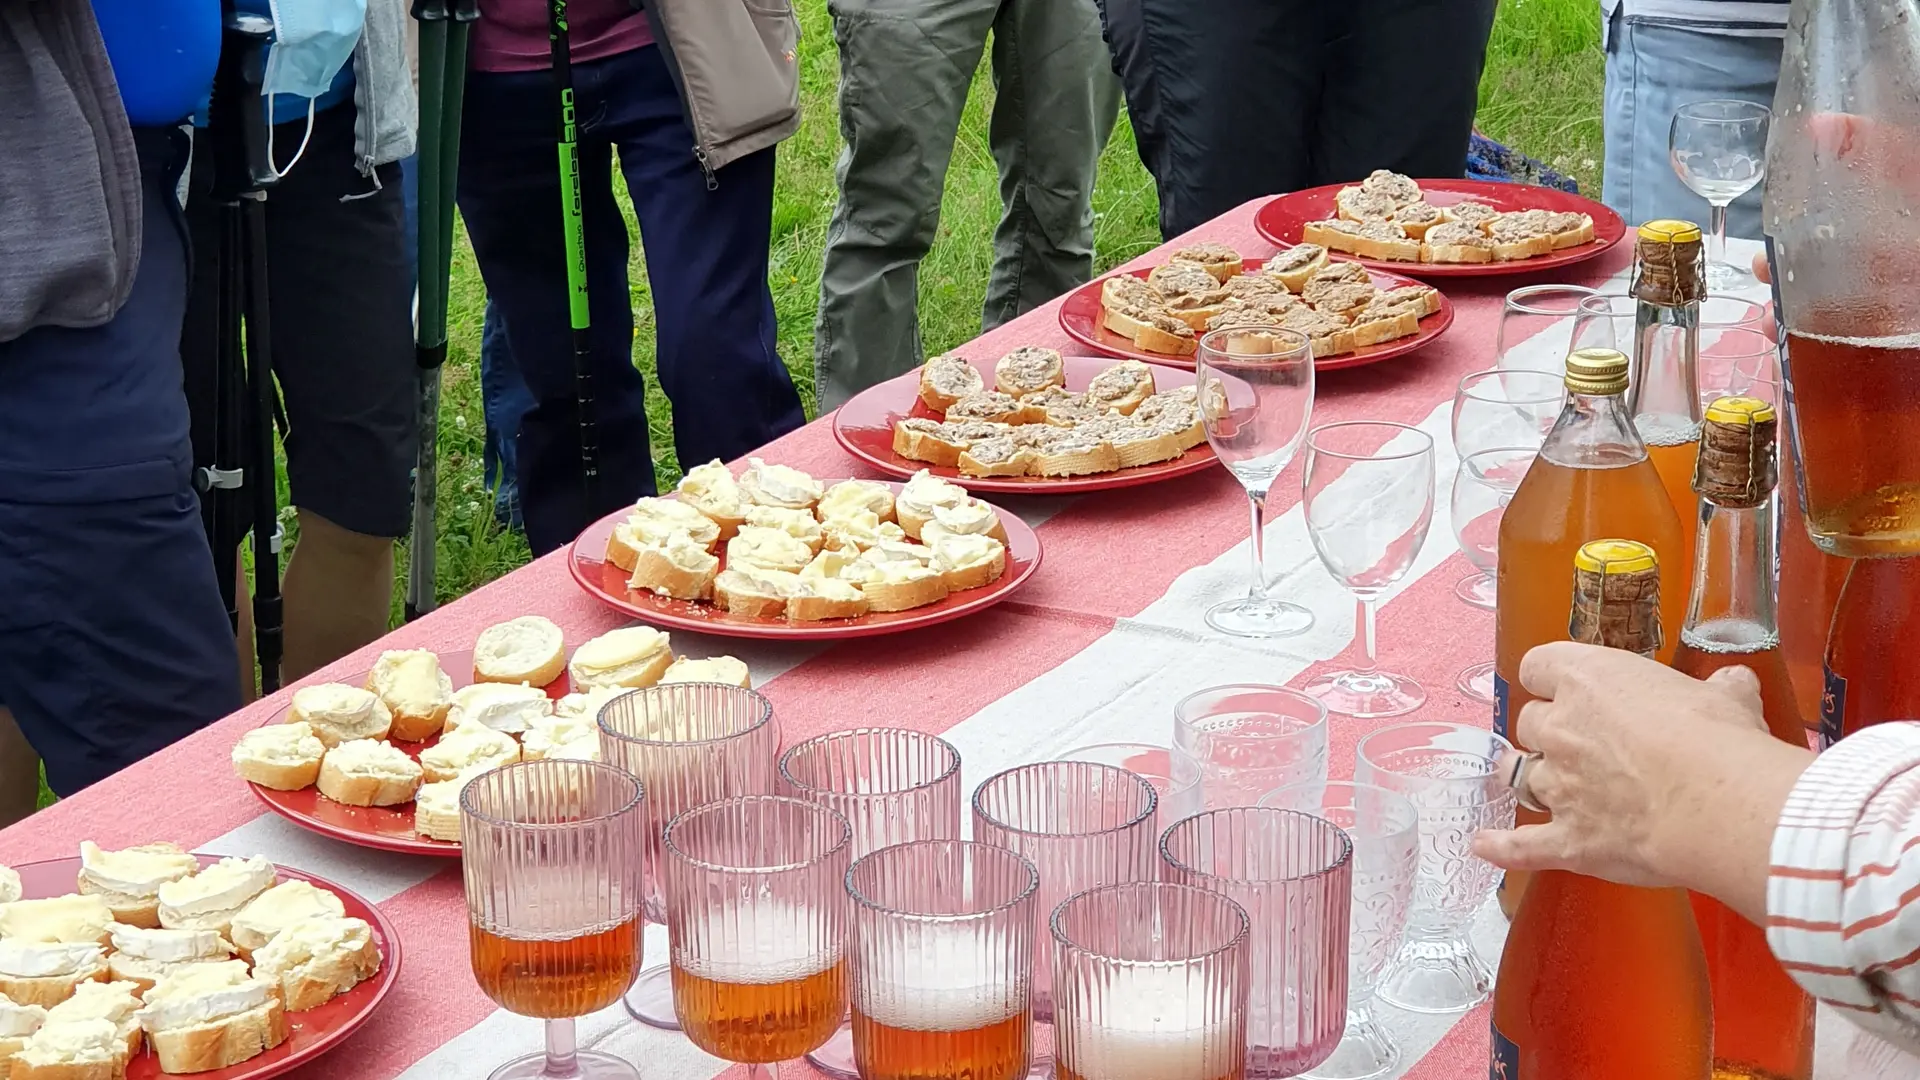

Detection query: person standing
xmin=1599 ymin=0 xmax=1785 ymax=239
xmin=458 ymin=0 xmax=808 ymax=556
xmin=811 ymin=0 xmax=1121 ymax=411
xmin=0 ymin=0 xmax=241 ymax=820
xmin=1096 ymin=0 xmax=1499 ymax=239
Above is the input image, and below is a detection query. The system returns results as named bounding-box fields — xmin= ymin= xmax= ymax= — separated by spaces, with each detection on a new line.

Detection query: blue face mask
xmin=262 ymin=0 xmax=368 ymax=101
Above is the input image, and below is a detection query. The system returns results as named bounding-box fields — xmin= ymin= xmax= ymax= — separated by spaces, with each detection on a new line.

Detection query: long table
xmin=8 ymin=203 xmax=1893 ymax=1079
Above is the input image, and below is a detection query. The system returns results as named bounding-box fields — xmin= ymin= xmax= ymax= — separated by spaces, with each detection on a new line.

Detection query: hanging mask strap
xmin=264 ymin=96 xmax=319 ymax=181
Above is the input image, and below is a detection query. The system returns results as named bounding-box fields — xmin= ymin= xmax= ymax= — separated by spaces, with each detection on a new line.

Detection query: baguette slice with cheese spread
xmin=472 ymin=615 xmax=566 ymax=687
xmin=74 ymin=843 xmax=199 ymax=930
xmin=365 ymin=651 xmax=454 ymax=743
xmin=250 ymin=916 xmax=381 ymax=1012
xmin=227 ymin=881 xmax=346 ymax=956
xmin=567 ymin=627 xmax=675 ymax=690
xmin=156 ymin=857 xmax=276 ymax=936
xmin=230 ymin=722 xmax=328 ymax=791
xmin=137 ymin=962 xmax=286 ymax=1074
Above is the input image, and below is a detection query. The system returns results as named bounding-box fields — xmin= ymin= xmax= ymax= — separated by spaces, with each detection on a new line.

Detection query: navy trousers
xmin=457 ymin=44 xmax=806 ymax=556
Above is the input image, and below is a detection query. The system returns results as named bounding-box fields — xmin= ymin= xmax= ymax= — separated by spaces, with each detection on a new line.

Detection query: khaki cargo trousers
xmin=812 ymin=0 xmax=1121 ymax=410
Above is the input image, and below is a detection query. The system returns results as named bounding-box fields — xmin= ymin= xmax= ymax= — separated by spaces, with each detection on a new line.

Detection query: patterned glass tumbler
xmin=597 ymin=682 xmax=780 ymax=1028
xmin=1160 ymin=807 xmax=1353 ymax=1078
xmin=1052 ymin=881 xmax=1252 ymax=1080
xmin=1175 ymin=685 xmax=1330 ymax=810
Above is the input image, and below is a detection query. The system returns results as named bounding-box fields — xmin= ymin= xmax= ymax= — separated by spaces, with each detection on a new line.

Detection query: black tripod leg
xmin=211 ymin=202 xmax=248 ymax=634
xmin=241 ymin=195 xmax=285 ymax=694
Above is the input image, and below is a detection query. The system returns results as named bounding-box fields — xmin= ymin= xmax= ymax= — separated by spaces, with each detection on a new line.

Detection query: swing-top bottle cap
xmin=1573 ymin=539 xmax=1659 ymax=575
xmin=1703 ymin=395 xmax=1777 ymax=425
xmin=1563 ymin=347 xmax=1630 ymax=396
xmin=1570 ymin=540 xmax=1663 ymax=656
xmin=1639 ymin=219 xmax=1703 ymax=244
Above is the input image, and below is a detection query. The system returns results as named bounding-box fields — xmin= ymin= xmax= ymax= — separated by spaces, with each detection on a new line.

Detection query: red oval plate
xmin=11 ymin=853 xmax=402 ymax=1080
xmin=1058 ymin=256 xmax=1454 ymax=373
xmin=247 ymin=650 xmax=569 ymax=857
xmin=568 ymin=485 xmax=1042 ymax=640
xmin=831 ymin=356 xmax=1217 ymax=494
xmin=1252 ymin=178 xmax=1627 ymax=278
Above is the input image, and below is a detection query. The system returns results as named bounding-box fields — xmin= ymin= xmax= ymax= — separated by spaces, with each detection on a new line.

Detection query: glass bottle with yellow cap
xmin=1673 ymin=395 xmax=1814 ymax=1080
xmin=1626 ymin=219 xmax=1706 ymax=581
xmin=1491 ymin=538 xmax=1712 ymax=1080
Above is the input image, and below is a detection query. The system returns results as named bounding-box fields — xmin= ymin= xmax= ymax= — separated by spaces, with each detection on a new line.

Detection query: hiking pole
xmin=405 ymin=0 xmax=478 ymax=621
xmin=549 ymin=0 xmax=601 ymax=517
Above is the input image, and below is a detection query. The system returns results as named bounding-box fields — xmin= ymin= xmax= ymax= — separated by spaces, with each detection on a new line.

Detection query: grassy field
xmin=25 ymin=0 xmax=1600 ymax=812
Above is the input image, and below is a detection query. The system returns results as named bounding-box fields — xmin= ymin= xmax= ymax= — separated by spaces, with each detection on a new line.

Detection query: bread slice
xmin=742 ymin=506 xmax=824 ymax=555
xmin=739 ymin=458 xmax=822 ymax=510
xmin=42 ymin=982 xmax=140 ymax=1062
xmin=1334 ymin=308 xmax=1420 ymax=353
xmin=7 ymin=1018 xmax=122 ymax=1080
xmin=918 ymin=354 xmax=985 ymax=411
xmin=0 ymin=944 xmax=107 ymax=1008
xmin=0 ymin=897 xmax=112 ymax=947
xmin=0 ymin=992 xmax=48 ymax=1071
xmin=627 ymin=531 xmax=721 ymax=602
xmin=712 ymin=568 xmax=800 ymax=618
xmin=226 ymin=882 xmax=346 ymax=957
xmin=1129 ymin=309 xmax=1199 ymax=356
xmin=922 ymin=499 xmax=1008 ymax=545
xmin=1547 ymin=210 xmax=1595 ymax=249
xmin=944 ymin=391 xmax=1037 ymax=425
xmin=726 ymin=525 xmax=814 ymax=574
xmin=365 ymin=650 xmax=454 ymax=743
xmin=817 ymin=480 xmax=895 ymax=524
xmin=993 ymin=347 xmax=1066 ymax=399
xmin=417 ymin=721 xmax=519 ymax=785
xmin=250 ymin=916 xmax=380 ymax=1012
xmin=629 ymin=497 xmax=722 ymax=550
xmin=138 ymin=964 xmax=286 ymax=1074
xmin=1442 ymin=200 xmax=1500 ymax=231
xmin=929 ymin=533 xmax=1007 ymax=591
xmin=818 ymin=511 xmax=908 ymax=552
xmin=568 ymin=626 xmax=674 ymax=690
xmin=411 ymin=772 xmax=471 ymax=842
xmin=472 ymin=615 xmax=565 ymax=686
xmin=315 ymin=740 xmax=423 ymax=809
xmin=1168 ymin=242 xmax=1243 ymax=282
xmin=1371 ymin=284 xmax=1442 ymax=318
xmin=74 ymin=843 xmax=198 ymax=930
xmin=659 ymin=655 xmax=752 ymax=689
xmin=1265 ymin=244 xmax=1329 ymax=292
xmin=1391 ymin=201 xmax=1444 ymax=239
xmin=1334 ymin=185 xmax=1398 ymax=223
xmin=674 ymin=460 xmax=749 ymax=539
xmin=1301 ymin=279 xmax=1379 ymax=321
xmin=1360 ymin=169 xmax=1423 ymax=207
xmin=1420 ymin=221 xmax=1497 ymax=265
xmin=230 ymin=722 xmax=327 ymax=791
xmin=892 ymin=419 xmax=964 ymax=467
xmin=1084 ymin=360 xmax=1156 ymax=417
xmin=104 ymin=924 xmax=234 ymax=996
xmin=445 ymin=682 xmax=551 ymax=737
xmin=156 ymin=858 xmax=275 ymax=937
xmin=956 ymin=435 xmax=1035 ymax=478
xmin=857 ymin=562 xmax=949 ymax=613
xmin=288 ymin=683 xmax=392 ymax=749
xmin=785 ymin=578 xmax=871 ymax=622
xmin=1488 ymin=210 xmax=1556 ymax=260
xmin=1029 ymin=433 xmax=1121 ymax=478
xmin=895 ymin=471 xmax=970 ymax=540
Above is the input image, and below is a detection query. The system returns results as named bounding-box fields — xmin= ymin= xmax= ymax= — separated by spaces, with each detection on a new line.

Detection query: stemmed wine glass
xmin=1495 ymin=285 xmax=1597 ymax=375
xmin=1300 ymin=422 xmax=1438 ymax=718
xmin=1451 ymin=447 xmax=1534 ymax=701
xmin=1450 ymin=370 xmax=1559 ymax=609
xmin=1195 ymin=326 xmax=1316 ymax=638
xmin=1670 ymin=99 xmax=1772 ymax=290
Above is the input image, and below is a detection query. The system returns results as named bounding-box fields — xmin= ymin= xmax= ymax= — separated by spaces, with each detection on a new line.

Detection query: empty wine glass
xmin=1495 ymin=285 xmax=1598 ymax=375
xmin=1300 ymin=422 xmax=1438 ymax=719
xmin=1700 ymin=296 xmax=1767 ymax=331
xmin=1057 ymin=742 xmax=1203 ymax=824
xmin=1451 ymin=447 xmax=1534 ymax=700
xmin=1357 ymin=723 xmax=1516 ymax=1014
xmin=1261 ymin=782 xmax=1420 ymax=1080
xmin=1173 ymin=684 xmax=1329 ymax=810
xmin=1451 ymin=368 xmax=1563 ymax=461
xmin=1571 ymin=293 xmax=1634 ymax=359
xmin=1697 ymin=326 xmax=1777 ymax=412
xmin=1195 ymin=326 xmax=1317 ymax=638
xmin=1670 ymin=99 xmax=1772 ymax=290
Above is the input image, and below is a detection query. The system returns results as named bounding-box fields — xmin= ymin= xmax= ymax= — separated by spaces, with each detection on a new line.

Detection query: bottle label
xmin=1820 ymin=665 xmax=1846 ymax=751
xmin=1491 ymin=1016 xmax=1520 ymax=1079
xmin=1494 ymin=673 xmax=1511 ymax=742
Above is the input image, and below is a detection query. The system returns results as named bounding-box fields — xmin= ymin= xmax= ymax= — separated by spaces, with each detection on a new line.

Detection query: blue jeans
xmin=399 ymin=155 xmax=531 ymax=529
xmin=457 ymin=44 xmax=806 ymax=555
xmin=1601 ymin=13 xmax=1781 ymax=241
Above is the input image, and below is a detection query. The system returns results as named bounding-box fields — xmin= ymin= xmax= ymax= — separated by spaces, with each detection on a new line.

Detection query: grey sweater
xmin=0 ymin=0 xmax=142 ymax=343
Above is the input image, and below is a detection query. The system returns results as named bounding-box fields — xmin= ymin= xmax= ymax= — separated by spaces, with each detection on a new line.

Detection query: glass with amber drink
xmin=847 ymin=840 xmax=1039 ymax=1080
xmin=461 ymin=760 xmax=647 ymax=1080
xmin=665 ymin=794 xmax=853 ymax=1079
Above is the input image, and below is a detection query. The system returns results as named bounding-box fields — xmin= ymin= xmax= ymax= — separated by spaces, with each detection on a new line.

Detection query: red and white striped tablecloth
xmin=7 ymin=206 xmax=1893 ymax=1078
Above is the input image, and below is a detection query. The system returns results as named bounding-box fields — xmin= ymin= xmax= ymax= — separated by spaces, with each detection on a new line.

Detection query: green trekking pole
xmin=549 ymin=0 xmax=600 ymax=514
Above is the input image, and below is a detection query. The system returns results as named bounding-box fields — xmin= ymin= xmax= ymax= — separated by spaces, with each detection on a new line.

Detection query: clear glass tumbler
xmin=1052 ymin=882 xmax=1251 ymax=1080
xmin=1697 ymin=326 xmax=1776 ymax=413
xmin=779 ymin=728 xmax=964 ymax=1078
xmin=1261 ymin=782 xmax=1420 ymax=1080
xmin=1173 ymin=684 xmax=1329 ymax=811
xmin=461 ymin=760 xmax=647 ymax=1080
xmin=597 ymin=682 xmax=781 ymax=1027
xmin=846 ymin=839 xmax=1039 ymax=1080
xmin=1300 ymin=421 xmax=1437 ymax=719
xmin=1160 ymin=807 xmax=1353 ymax=1078
xmin=1195 ymin=326 xmax=1317 ymax=639
xmin=1355 ymin=723 xmax=1516 ymax=1014
xmin=1058 ymin=742 xmax=1203 ymax=824
xmin=664 ymin=795 xmax=853 ymax=1080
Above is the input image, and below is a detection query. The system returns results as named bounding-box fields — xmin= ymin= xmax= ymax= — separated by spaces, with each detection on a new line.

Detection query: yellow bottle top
xmin=1564 ymin=347 xmax=1631 ymax=396
xmin=1638 ymin=219 xmax=1703 ymax=244
xmin=1574 ymin=538 xmax=1659 ymax=575
xmin=1703 ymin=394 xmax=1777 ymax=426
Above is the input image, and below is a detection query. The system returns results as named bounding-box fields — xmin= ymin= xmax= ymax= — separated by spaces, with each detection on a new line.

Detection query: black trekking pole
xmin=549 ymin=0 xmax=601 ymax=517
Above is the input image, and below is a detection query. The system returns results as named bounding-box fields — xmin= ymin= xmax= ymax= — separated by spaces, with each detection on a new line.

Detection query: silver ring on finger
xmin=1509 ymin=750 xmax=1550 ymax=814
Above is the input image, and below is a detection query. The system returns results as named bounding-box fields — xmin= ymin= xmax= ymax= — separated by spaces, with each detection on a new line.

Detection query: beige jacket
xmin=642 ymin=0 xmax=802 ymax=177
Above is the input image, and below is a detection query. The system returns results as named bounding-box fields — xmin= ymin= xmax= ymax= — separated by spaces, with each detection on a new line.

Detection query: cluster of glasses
xmin=1446 ymin=285 xmax=1773 ymax=702
xmin=1194 ymin=328 xmax=1439 ymax=719
xmin=456 ymin=677 xmax=1516 ymax=1080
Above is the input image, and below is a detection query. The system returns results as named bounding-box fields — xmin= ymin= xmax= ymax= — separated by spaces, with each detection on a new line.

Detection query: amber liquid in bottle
xmin=1493 ymin=540 xmax=1713 ymax=1080
xmin=1820 ymin=554 xmax=1920 ymax=749
xmin=1628 ymin=219 xmax=1707 ymax=581
xmin=1671 ymin=397 xmax=1815 ymax=1080
xmin=1776 ymin=425 xmax=1852 ymax=729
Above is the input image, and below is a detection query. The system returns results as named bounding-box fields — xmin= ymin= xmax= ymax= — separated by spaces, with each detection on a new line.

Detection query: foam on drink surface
xmin=856 ymin=923 xmax=1024 ymax=1032
xmin=1062 ymin=964 xmax=1234 ymax=1080
xmin=675 ymin=901 xmax=840 ymax=985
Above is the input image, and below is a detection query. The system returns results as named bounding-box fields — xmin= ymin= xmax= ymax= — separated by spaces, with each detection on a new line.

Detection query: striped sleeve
xmin=1769 ymin=722 xmax=1920 ymax=1054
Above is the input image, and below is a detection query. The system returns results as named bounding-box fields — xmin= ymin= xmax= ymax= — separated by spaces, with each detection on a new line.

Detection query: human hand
xmin=1473 ymin=642 xmax=1811 ymax=912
